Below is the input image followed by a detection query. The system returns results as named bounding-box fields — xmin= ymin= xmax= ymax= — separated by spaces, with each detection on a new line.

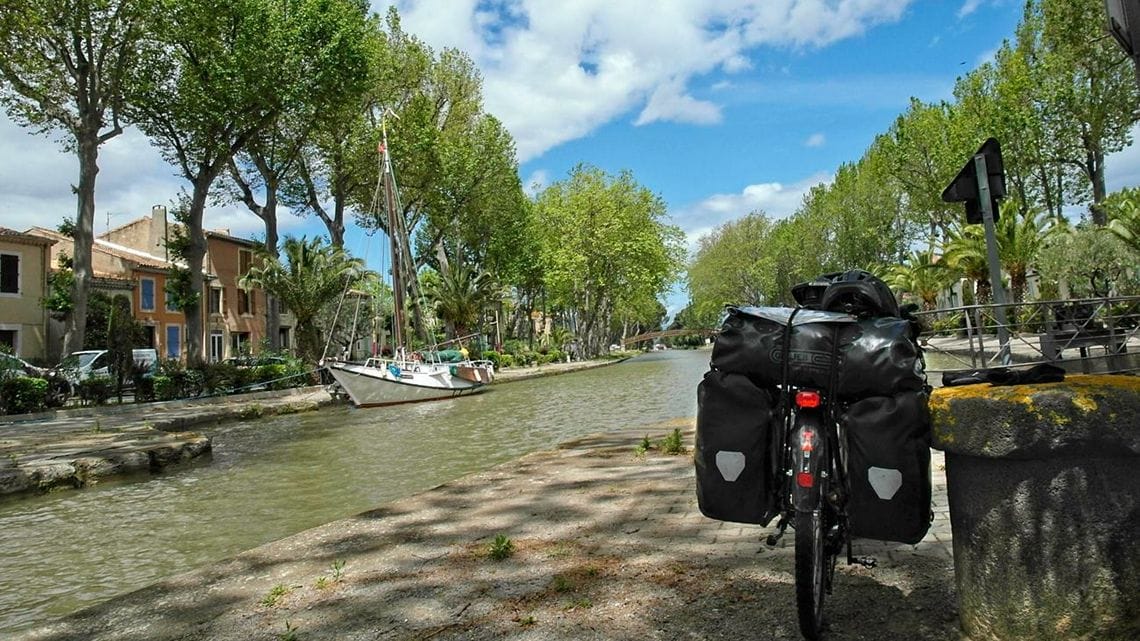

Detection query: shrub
xmin=154 ymin=375 xmax=180 ymax=401
xmin=929 ymin=313 xmax=963 ymax=335
xmin=499 ymin=353 xmax=515 ymax=369
xmin=548 ymin=348 xmax=565 ymax=363
xmin=197 ymin=362 xmax=239 ymax=395
xmin=481 ymin=350 xmax=502 ymax=369
xmin=133 ymin=375 xmax=155 ymax=403
xmin=0 ymin=376 xmax=48 ymax=415
xmin=77 ymin=376 xmax=112 ymax=405
xmin=256 ymin=364 xmax=290 ymax=390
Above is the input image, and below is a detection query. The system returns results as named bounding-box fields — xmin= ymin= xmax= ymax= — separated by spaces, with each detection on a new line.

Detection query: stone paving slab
xmin=16 ymin=422 xmax=958 ymax=641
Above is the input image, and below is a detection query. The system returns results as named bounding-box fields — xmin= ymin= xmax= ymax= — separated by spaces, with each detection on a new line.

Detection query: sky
xmin=2 ymin=0 xmax=1139 ymax=319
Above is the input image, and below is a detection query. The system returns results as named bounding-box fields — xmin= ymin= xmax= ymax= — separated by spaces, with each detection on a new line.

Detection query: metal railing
xmin=912 ymin=295 xmax=1140 ymax=377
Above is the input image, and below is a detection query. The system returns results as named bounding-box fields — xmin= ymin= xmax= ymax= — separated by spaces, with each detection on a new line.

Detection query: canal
xmin=0 ymin=350 xmax=710 ymax=634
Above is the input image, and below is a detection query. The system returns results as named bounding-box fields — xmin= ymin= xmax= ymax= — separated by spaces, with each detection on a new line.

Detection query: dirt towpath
xmin=17 ymin=421 xmax=958 ymax=641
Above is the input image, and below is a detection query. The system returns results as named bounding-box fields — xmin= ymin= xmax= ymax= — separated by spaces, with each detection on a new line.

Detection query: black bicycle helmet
xmin=818 ymin=269 xmax=900 ymax=318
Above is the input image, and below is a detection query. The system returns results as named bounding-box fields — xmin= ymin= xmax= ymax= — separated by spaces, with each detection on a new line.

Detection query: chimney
xmin=150 ymin=205 xmax=168 ymax=261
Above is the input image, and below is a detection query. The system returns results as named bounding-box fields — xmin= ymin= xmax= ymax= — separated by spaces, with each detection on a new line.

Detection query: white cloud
xmin=376 ymin=1 xmax=915 ymax=160
xmin=958 ymin=0 xmax=984 ymax=19
xmin=805 ymin=132 xmax=826 ymax=148
xmin=634 ymin=78 xmax=722 ymax=126
xmin=0 ymin=117 xmax=308 ymax=239
xmin=671 ymin=171 xmax=832 ymax=254
xmin=522 ymin=169 xmax=549 ymax=197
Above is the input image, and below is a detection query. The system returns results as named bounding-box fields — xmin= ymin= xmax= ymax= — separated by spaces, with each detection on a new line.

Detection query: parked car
xmin=0 ymin=352 xmax=45 ymax=379
xmin=54 ymin=348 xmax=159 ymax=386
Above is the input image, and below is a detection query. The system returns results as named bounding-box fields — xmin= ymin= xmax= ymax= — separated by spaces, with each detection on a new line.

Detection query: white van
xmin=56 ymin=348 xmax=159 ymax=386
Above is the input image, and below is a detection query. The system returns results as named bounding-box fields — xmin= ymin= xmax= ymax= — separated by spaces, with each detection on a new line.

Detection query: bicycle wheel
xmin=795 ymin=509 xmax=826 ymax=640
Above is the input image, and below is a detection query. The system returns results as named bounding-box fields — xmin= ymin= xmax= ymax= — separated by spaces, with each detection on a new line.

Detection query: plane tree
xmin=0 ymin=0 xmax=151 ymax=355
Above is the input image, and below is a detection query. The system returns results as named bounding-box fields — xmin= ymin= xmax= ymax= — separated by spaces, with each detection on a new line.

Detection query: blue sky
xmin=2 ymin=0 xmax=1139 ymax=318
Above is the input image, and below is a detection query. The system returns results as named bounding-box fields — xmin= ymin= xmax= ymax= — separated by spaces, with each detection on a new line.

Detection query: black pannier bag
xmin=711 ymin=307 xmax=924 ymax=399
xmin=695 ymin=369 xmax=779 ymax=525
xmin=710 ymin=306 xmax=858 ymax=391
xmin=837 ymin=316 xmax=925 ymax=400
xmin=842 ymin=390 xmax=933 ymax=544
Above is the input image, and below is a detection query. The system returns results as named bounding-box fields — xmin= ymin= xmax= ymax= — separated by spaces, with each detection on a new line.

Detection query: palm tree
xmin=1106 ymin=194 xmax=1140 ymax=255
xmin=241 ymin=236 xmax=372 ymax=362
xmin=885 ymin=249 xmax=952 ymax=311
xmin=994 ymin=203 xmax=1055 ymax=302
xmin=423 ymin=262 xmax=494 ymax=339
xmin=941 ymin=224 xmax=991 ymax=303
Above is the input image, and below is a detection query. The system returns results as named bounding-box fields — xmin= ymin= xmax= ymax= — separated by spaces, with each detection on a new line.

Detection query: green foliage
xmin=533 ymin=165 xmax=685 ymax=357
xmin=43 ymin=254 xmax=75 ymax=321
xmin=0 ymin=377 xmax=48 ymax=415
xmin=634 ymin=434 xmax=652 ymax=456
xmin=659 ymin=429 xmax=686 ymax=455
xmin=261 ymin=583 xmax=292 ymax=608
xmin=77 ymin=376 xmax=112 ymax=406
xmin=488 ymin=534 xmax=514 ymax=561
xmin=241 ymin=235 xmax=373 ymax=362
xmin=480 ymin=350 xmax=501 ymax=369
xmin=330 ymin=559 xmax=345 ymax=581
xmin=1038 ymin=226 xmax=1140 ymax=297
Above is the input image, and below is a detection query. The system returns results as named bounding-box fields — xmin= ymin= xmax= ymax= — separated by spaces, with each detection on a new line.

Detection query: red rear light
xmin=795 ymin=390 xmax=821 ymax=408
xmin=797 ymin=472 xmax=814 ymax=488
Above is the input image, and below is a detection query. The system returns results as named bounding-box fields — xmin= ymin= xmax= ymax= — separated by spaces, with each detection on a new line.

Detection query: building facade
xmin=0 ymin=228 xmax=55 ymax=360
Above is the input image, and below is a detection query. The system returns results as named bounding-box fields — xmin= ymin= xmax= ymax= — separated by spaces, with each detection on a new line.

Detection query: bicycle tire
xmin=795 ymin=509 xmax=826 ymax=640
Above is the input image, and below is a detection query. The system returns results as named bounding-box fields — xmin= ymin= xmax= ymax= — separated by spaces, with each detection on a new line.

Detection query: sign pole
xmin=973 ymin=154 xmax=1012 ymax=365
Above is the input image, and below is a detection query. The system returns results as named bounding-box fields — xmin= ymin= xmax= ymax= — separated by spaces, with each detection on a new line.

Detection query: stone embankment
xmin=0 ymin=358 xmax=628 ymax=500
xmin=0 ymin=386 xmax=330 ymax=498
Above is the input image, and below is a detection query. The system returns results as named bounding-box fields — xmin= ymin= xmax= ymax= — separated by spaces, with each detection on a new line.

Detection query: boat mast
xmin=380 ymin=114 xmax=407 ymax=353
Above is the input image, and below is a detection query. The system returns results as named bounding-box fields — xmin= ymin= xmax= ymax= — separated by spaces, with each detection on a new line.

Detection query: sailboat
xmin=324 ymin=116 xmax=494 ymax=407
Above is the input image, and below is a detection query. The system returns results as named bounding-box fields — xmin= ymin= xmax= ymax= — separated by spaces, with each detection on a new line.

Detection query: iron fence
xmin=912 ymin=295 xmax=1140 ymax=377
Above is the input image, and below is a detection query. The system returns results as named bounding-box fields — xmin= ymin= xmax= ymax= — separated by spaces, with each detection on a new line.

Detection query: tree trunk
xmin=185 ymin=182 xmax=211 ymax=364
xmin=263 ymin=188 xmax=281 ymax=350
xmin=65 ymin=137 xmax=100 ymax=354
xmin=1089 ymin=148 xmax=1107 ymax=226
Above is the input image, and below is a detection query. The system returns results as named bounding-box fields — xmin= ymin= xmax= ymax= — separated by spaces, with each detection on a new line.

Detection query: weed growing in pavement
xmin=330 ymin=559 xmax=346 ymax=580
xmin=261 ymin=584 xmax=293 ymax=607
xmin=515 ymin=614 xmax=536 ymax=626
xmin=314 ymin=576 xmax=329 ymax=590
xmin=659 ymin=428 xmax=686 ymax=455
xmin=91 ymin=419 xmax=102 ymax=433
xmin=552 ymin=575 xmax=573 ymax=593
xmin=278 ymin=620 xmax=299 ymax=641
xmin=634 ymin=434 xmax=651 ymax=456
xmin=488 ymin=534 xmax=514 ymax=561
xmin=564 ymin=597 xmax=593 ymax=611
xmin=239 ymin=404 xmax=264 ymax=420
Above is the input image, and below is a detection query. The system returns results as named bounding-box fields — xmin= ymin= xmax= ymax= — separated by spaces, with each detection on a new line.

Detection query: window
xmin=208 ymin=287 xmax=222 ymax=315
xmin=231 ymin=331 xmax=250 ymax=356
xmin=166 ymin=325 xmax=181 ymax=359
xmin=0 ymin=328 xmax=16 ymax=352
xmin=210 ymin=331 xmax=224 ymax=362
xmin=238 ymin=289 xmax=254 ymax=315
xmin=140 ymin=277 xmax=156 ymax=312
xmin=164 ymin=286 xmax=178 ymax=312
xmin=0 ymin=253 xmax=19 ymax=295
xmin=239 ymin=249 xmax=253 ymax=277
xmin=278 ymin=327 xmax=290 ymax=350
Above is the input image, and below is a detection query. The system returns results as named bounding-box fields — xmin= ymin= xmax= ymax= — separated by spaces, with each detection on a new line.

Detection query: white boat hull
xmin=325 ymin=360 xmax=490 ymax=407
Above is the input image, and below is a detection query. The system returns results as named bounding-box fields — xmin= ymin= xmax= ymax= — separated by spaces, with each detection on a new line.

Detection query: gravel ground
xmin=17 ymin=420 xmax=962 ymax=641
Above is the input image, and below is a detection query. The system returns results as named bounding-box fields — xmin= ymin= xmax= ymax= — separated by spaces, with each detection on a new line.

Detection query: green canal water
xmin=0 ymin=350 xmax=710 ymax=634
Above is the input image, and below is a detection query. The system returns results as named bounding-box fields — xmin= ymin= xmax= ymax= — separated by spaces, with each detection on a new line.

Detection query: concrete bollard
xmin=930 ymin=375 xmax=1140 ymax=641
